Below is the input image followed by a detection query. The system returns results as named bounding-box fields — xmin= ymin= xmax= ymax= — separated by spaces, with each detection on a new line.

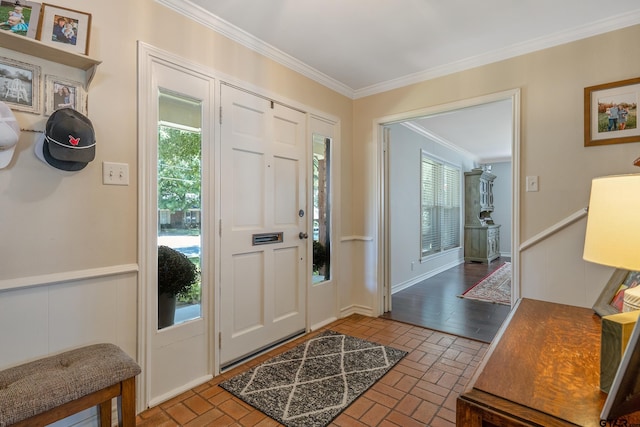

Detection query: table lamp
xmin=583 ymin=173 xmax=640 ymax=420
xmin=583 ymin=173 xmax=640 ymax=271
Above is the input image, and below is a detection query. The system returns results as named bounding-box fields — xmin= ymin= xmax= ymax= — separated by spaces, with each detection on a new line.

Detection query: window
xmin=420 ymin=151 xmax=461 ymax=258
xmin=157 ymin=90 xmax=203 ymax=329
xmin=312 ymin=133 xmax=331 ymax=283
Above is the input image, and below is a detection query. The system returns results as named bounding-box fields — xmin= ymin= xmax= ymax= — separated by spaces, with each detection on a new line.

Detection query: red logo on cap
xmin=69 ymin=135 xmax=80 ymax=146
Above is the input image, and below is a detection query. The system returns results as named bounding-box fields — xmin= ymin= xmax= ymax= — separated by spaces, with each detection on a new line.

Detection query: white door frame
xmin=373 ymin=89 xmax=521 ymax=315
xmin=138 ymin=42 xmax=343 ymax=408
xmin=137 ymin=42 xmax=217 ymax=410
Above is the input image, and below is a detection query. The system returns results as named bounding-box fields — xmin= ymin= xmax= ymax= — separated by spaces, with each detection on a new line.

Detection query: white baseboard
xmin=310 ymin=316 xmax=338 ymax=331
xmin=148 ymin=374 xmax=213 ymax=408
xmin=391 ymin=259 xmax=463 ymax=294
xmin=339 ymin=304 xmax=373 ymax=318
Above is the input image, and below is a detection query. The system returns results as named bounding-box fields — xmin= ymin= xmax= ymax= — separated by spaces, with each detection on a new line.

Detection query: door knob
xmin=299 ymin=232 xmax=308 ymax=240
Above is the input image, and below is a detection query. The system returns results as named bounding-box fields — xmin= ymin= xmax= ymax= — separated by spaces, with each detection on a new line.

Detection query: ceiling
xmin=158 ymin=0 xmax=640 ymax=162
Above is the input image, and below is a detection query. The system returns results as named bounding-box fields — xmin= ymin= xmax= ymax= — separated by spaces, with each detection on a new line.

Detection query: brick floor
xmin=136 ymin=314 xmax=488 ymax=426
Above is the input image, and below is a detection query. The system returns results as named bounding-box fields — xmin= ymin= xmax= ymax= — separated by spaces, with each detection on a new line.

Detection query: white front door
xmin=219 ymin=84 xmax=307 ymax=368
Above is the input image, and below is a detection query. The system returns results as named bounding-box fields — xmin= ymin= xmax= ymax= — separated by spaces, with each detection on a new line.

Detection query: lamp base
xmin=601 ymin=310 xmax=640 ymax=393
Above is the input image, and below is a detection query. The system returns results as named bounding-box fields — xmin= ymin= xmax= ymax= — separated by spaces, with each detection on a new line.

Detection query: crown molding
xmin=155 ymin=0 xmax=354 ymax=98
xmin=401 ymin=122 xmax=481 ymax=164
xmin=157 ymin=0 xmax=640 ymax=100
xmin=354 ymin=10 xmax=640 ymax=99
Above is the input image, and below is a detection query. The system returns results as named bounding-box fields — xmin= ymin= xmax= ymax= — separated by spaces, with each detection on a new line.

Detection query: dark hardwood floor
xmin=380 ymin=258 xmax=512 ymax=343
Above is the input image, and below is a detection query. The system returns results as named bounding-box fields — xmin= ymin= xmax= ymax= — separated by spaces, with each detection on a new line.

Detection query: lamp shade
xmin=583 ymin=174 xmax=640 ymax=271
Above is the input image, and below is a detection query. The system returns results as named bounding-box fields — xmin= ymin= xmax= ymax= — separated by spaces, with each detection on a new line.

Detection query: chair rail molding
xmin=0 ymin=264 xmax=139 ymax=292
xmin=519 ymin=208 xmax=588 ymax=251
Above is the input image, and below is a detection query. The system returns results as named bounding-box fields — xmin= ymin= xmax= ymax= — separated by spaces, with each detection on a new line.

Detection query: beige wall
xmin=0 ymin=0 xmax=352 ymax=374
xmin=352 ymin=24 xmax=640 ymax=308
xmin=1 ymin=0 xmax=352 ymax=280
xmin=1 ymin=0 xmax=639 ymax=378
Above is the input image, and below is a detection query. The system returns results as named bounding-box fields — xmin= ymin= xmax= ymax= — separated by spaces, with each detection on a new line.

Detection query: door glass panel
xmin=313 ymin=133 xmax=331 ymax=283
xmin=157 ymin=89 xmax=202 ymax=329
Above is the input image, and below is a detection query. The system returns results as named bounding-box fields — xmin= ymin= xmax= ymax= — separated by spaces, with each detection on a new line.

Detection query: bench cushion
xmin=0 ymin=343 xmax=141 ymax=426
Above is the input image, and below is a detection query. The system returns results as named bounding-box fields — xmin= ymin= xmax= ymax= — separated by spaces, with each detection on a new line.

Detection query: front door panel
xmin=220 ymin=85 xmax=307 ymax=367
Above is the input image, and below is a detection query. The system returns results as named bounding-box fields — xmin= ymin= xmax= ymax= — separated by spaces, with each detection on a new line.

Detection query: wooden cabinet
xmin=464 ymin=224 xmax=500 ymax=263
xmin=464 ymin=168 xmax=499 ymax=263
xmin=457 ymin=298 xmax=640 ymax=426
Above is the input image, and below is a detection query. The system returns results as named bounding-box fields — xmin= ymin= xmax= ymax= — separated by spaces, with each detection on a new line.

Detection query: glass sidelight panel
xmin=157 ymin=89 xmax=202 ymax=329
xmin=312 ymin=133 xmax=331 ymax=283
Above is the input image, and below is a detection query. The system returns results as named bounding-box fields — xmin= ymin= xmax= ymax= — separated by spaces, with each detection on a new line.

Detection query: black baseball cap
xmin=37 ymin=108 xmax=96 ymax=171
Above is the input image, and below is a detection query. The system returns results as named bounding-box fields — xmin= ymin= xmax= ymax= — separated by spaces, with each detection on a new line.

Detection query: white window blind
xmin=420 ymin=151 xmax=461 ymax=257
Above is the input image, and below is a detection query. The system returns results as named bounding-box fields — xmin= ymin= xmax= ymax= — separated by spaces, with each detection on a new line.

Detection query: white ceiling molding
xmin=156 ymin=0 xmax=640 ymax=101
xmin=400 ymin=122 xmax=481 ymax=164
xmin=479 ymin=156 xmax=513 ymax=165
xmin=354 ymin=10 xmax=640 ymax=99
xmin=155 ymin=0 xmax=354 ymax=98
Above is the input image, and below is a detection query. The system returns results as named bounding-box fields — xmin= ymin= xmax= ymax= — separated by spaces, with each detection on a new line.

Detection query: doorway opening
xmin=376 ymin=89 xmax=521 ymax=319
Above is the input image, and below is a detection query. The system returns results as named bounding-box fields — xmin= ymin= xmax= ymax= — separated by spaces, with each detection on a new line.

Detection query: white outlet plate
xmin=103 ymin=162 xmax=129 ymax=185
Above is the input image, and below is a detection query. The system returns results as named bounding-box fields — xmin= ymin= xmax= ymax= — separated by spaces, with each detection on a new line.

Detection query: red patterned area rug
xmin=459 ymin=262 xmax=511 ymax=305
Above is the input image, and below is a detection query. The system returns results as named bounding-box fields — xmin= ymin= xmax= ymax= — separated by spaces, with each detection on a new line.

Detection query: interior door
xmin=219 ymin=84 xmax=307 ymax=368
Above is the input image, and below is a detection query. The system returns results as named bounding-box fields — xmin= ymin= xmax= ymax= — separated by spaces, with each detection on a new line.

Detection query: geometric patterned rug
xmin=219 ymin=330 xmax=407 ymax=427
xmin=459 ymin=262 xmax=511 ymax=305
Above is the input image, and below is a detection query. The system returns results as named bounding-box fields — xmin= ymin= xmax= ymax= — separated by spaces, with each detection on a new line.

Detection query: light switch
xmin=526 ymin=176 xmax=539 ymax=192
xmin=103 ymin=162 xmax=129 ymax=185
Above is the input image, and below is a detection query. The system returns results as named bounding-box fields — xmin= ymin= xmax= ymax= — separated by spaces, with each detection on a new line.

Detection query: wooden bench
xmin=0 ymin=343 xmax=141 ymax=427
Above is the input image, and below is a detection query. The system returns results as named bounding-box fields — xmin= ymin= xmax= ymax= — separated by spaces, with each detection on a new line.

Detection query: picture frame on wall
xmin=0 ymin=0 xmax=41 ymax=38
xmin=584 ymin=77 xmax=640 ymax=147
xmin=36 ymin=3 xmax=91 ymax=55
xmin=0 ymin=56 xmax=40 ymax=113
xmin=593 ymin=269 xmax=640 ymax=317
xmin=44 ymin=75 xmax=86 ymax=116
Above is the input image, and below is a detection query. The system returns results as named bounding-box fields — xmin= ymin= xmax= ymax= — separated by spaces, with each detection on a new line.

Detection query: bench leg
xmin=118 ymin=377 xmax=136 ymax=427
xmin=99 ymin=399 xmax=112 ymax=426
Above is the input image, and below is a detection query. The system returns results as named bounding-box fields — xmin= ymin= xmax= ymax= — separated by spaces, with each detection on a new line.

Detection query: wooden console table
xmin=457 ymin=298 xmax=640 ymax=426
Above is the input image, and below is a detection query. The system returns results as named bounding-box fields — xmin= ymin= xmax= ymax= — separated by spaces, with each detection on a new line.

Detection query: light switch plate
xmin=103 ymin=162 xmax=129 ymax=185
xmin=526 ymin=176 xmax=539 ymax=192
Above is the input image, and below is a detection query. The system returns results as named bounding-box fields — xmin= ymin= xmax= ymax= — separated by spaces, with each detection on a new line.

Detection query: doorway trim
xmin=138 ymin=43 xmax=345 ymax=409
xmin=138 ymin=41 xmax=219 ymax=410
xmin=373 ymin=88 xmax=521 ymax=315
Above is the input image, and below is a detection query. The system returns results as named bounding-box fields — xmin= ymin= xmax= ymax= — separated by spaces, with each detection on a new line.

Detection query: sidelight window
xmin=313 ymin=133 xmax=331 ymax=283
xmin=157 ymin=90 xmax=202 ymax=329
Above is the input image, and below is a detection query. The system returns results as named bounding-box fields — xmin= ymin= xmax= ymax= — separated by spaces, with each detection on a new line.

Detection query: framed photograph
xmin=0 ymin=56 xmax=40 ymax=113
xmin=593 ymin=269 xmax=640 ymax=316
xmin=44 ymin=75 xmax=86 ymax=115
xmin=0 ymin=0 xmax=41 ymax=38
xmin=36 ymin=3 xmax=91 ymax=55
xmin=584 ymin=77 xmax=640 ymax=147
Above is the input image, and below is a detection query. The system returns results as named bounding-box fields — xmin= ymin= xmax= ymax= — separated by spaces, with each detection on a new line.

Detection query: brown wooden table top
xmin=472 ymin=298 xmax=605 ymax=426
